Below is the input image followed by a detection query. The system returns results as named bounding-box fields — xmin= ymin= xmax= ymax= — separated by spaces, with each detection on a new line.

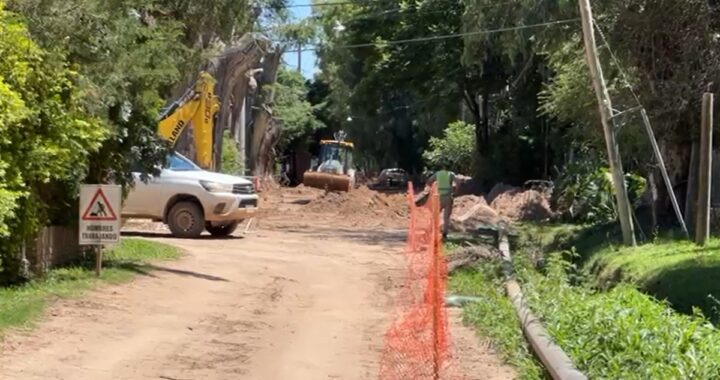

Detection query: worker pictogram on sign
xmin=81 ymin=188 xmax=118 ymax=221
xmin=79 ymin=185 xmax=121 ymax=246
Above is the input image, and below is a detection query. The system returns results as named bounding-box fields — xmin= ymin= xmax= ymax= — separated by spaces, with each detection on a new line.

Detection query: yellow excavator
xmin=302 ymin=136 xmax=356 ymax=192
xmin=157 ymin=72 xmax=220 ymax=169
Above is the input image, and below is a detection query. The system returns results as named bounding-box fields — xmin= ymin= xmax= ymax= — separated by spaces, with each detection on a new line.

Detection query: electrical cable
xmin=593 ymin=21 xmax=642 ymax=105
xmin=294 ymin=0 xmax=518 ymax=23
xmin=285 ymin=18 xmax=580 ymax=52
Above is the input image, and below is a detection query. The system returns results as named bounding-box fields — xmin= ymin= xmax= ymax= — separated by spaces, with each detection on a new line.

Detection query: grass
xmin=447 ymin=226 xmax=720 ymax=379
xmin=450 ymin=266 xmax=545 ymax=379
xmin=586 ymin=238 xmax=720 ymax=321
xmin=0 ymin=238 xmax=181 ymax=333
xmin=517 ymin=253 xmax=720 ymax=379
xmin=518 ymin=221 xmax=720 ymax=321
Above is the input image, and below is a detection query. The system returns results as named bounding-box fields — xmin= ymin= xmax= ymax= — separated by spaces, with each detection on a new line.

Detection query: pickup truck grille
xmin=233 ymin=183 xmax=255 ymax=195
xmin=239 ymin=199 xmax=258 ymax=208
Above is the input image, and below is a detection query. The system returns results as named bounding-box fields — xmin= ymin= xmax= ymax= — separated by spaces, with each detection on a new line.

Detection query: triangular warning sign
xmin=82 ymin=188 xmax=118 ymax=221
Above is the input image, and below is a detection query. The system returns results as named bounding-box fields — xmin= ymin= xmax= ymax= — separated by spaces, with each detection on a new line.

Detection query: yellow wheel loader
xmin=302 ymin=139 xmax=356 ymax=192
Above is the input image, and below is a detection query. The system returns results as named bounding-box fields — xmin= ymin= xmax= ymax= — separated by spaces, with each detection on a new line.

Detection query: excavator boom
xmin=157 ymin=72 xmax=220 ymax=170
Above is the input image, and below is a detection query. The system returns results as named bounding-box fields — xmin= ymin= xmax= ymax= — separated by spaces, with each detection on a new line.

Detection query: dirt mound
xmin=451 ymin=195 xmax=505 ymax=232
xmin=490 ymin=189 xmax=553 ymax=222
xmin=303 ymin=186 xmax=409 ymax=225
xmin=487 ymin=183 xmax=519 ymax=203
xmin=288 ymin=184 xmax=323 ymax=196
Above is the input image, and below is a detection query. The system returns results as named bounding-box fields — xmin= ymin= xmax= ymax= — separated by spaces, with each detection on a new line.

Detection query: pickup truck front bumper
xmin=203 ymin=193 xmax=260 ymax=224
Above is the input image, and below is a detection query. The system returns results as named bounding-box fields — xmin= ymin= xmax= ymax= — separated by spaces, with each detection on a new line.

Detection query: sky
xmin=281 ymin=0 xmax=319 ymax=80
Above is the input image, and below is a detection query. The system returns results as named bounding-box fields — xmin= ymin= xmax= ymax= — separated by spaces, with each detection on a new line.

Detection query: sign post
xmin=79 ymin=185 xmax=121 ymax=276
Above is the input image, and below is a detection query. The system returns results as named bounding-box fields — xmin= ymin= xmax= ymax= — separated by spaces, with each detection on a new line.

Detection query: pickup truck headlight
xmin=199 ymin=180 xmax=234 ymax=193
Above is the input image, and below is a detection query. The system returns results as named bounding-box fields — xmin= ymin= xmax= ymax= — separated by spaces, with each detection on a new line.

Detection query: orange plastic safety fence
xmin=379 ymin=183 xmax=459 ymax=380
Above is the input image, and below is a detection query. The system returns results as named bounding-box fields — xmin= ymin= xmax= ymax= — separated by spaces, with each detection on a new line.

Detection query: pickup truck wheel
xmin=205 ymin=221 xmax=239 ymax=237
xmin=168 ymin=201 xmax=205 ymax=238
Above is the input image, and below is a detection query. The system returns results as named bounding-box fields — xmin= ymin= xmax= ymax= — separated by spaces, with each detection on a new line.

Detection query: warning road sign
xmin=79 ymin=185 xmax=121 ymax=245
xmin=82 ymin=188 xmax=118 ymax=221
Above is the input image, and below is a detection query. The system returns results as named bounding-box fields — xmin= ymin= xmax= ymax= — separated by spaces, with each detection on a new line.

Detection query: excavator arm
xmin=157 ymin=72 xmax=220 ymax=169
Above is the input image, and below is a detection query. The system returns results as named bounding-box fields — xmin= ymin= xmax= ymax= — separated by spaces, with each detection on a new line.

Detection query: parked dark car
xmin=372 ymin=168 xmax=409 ymax=189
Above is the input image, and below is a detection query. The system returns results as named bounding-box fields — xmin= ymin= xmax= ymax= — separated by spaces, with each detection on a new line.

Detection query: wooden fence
xmin=25 ymin=226 xmax=82 ymax=277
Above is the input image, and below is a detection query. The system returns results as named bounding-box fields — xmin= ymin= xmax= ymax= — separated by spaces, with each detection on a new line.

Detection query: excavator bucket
xmin=302 ymin=172 xmax=352 ymax=192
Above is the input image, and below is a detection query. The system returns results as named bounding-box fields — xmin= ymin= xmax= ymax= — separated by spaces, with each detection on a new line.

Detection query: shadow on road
xmin=121 ymin=231 xmax=245 ymax=241
xmin=109 ymin=262 xmax=230 ymax=282
xmin=268 ymin=225 xmax=407 ymax=248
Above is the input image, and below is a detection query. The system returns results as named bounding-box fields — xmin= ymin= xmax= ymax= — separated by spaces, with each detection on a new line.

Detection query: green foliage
xmin=0 ymin=2 xmax=107 ymax=281
xmin=221 ymin=131 xmax=244 ymax=175
xmin=315 ymin=0 xmax=466 ymax=172
xmin=450 ymin=267 xmax=544 ymax=379
xmin=422 ymin=121 xmax=475 ymax=174
xmin=0 ymin=238 xmax=180 ymax=332
xmin=274 ymin=68 xmax=324 ymax=149
xmin=554 ymin=152 xmax=646 ymax=224
xmin=518 ymin=252 xmax=720 ymax=379
xmin=586 ymin=238 xmax=720 ymax=324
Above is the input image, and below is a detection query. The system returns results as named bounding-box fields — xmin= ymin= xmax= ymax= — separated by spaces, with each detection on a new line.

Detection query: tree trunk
xmin=168 ymin=34 xmax=270 ymax=171
xmin=204 ymin=34 xmax=270 ymax=171
xmin=250 ymin=49 xmax=283 ymax=176
xmin=648 ymin=170 xmax=658 ymax=234
xmin=461 ymin=89 xmax=483 ymax=163
xmin=685 ymin=140 xmax=699 ymax=234
xmin=481 ymin=90 xmax=490 ymax=151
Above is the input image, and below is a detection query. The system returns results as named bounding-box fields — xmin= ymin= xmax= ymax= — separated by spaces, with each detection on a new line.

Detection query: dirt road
xmin=0 ymin=195 xmax=515 ymax=379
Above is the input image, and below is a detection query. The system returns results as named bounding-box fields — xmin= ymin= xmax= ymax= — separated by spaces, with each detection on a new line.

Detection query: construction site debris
xmin=451 ymin=195 xmax=506 ymax=232
xmin=302 ymin=186 xmax=409 ymax=221
xmin=446 ymin=245 xmax=500 ymax=274
xmin=487 ymin=183 xmax=518 ymax=204
xmin=490 ymin=189 xmax=554 ymax=222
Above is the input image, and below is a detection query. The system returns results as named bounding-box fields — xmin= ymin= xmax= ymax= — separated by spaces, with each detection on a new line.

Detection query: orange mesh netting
xmin=379 ymin=183 xmax=458 ymax=380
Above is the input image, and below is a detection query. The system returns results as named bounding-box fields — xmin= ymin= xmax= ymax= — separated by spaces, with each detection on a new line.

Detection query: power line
xmin=339 ymin=0 xmax=520 ymax=22
xmin=593 ymin=21 xmax=642 ymax=105
xmin=284 ymin=0 xmax=517 ymax=11
xmin=283 ymin=0 xmax=379 ymax=8
xmin=286 ymin=18 xmax=580 ymax=52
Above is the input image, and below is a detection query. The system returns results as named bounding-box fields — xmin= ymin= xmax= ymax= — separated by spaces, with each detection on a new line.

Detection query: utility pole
xmin=696 ymin=93 xmax=714 ymax=245
xmin=297 ymin=42 xmax=302 ymax=74
xmin=578 ymin=0 xmax=636 ymax=246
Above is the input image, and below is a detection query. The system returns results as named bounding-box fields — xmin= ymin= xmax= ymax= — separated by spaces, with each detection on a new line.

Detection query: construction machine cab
xmin=302 ymin=134 xmax=356 ymax=192
xmin=316 ymin=140 xmax=354 ymax=175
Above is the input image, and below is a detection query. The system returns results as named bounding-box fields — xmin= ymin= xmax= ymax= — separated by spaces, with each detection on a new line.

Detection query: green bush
xmin=554 ymin=157 xmax=646 ymax=224
xmin=221 ymin=131 xmax=244 ymax=175
xmin=422 ymin=121 xmax=475 ymax=173
xmin=519 ymin=253 xmax=720 ymax=379
xmin=0 ymin=3 xmax=106 ymax=282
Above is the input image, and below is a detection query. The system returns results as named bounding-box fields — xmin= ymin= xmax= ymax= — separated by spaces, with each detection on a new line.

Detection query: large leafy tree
xmin=315 ymin=0 xmax=468 ymax=173
xmin=0 ymin=2 xmax=106 ymax=281
xmin=274 ymin=68 xmax=325 ymax=151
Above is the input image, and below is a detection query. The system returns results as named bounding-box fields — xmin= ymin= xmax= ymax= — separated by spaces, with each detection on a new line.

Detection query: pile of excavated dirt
xmin=490 ymin=189 xmax=554 ymax=222
xmin=451 ymin=195 xmax=506 ymax=232
xmin=302 ymin=186 xmax=409 ymax=225
xmin=487 ymin=183 xmax=518 ymax=203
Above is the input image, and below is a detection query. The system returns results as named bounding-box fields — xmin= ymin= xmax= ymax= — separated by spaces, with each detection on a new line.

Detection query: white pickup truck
xmin=123 ymin=153 xmax=259 ymax=238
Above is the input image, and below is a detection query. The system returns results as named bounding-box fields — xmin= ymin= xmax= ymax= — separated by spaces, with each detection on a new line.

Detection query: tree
xmin=0 ymin=2 xmax=106 ymax=281
xmin=274 ymin=69 xmax=325 ymax=151
xmin=314 ymin=0 xmax=467 ymax=173
xmin=0 ymin=0 xmax=263 ymax=281
xmin=422 ymin=121 xmax=475 ymax=174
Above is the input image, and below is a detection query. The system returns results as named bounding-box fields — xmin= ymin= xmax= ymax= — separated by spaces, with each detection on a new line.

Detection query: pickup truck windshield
xmin=167 ymin=153 xmax=201 ymax=171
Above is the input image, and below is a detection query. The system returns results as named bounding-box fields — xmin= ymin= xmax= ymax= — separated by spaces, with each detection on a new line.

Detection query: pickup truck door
xmin=123 ymin=170 xmax=165 ymax=218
